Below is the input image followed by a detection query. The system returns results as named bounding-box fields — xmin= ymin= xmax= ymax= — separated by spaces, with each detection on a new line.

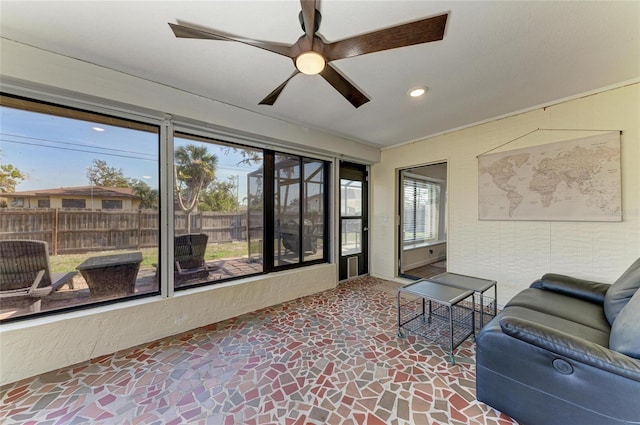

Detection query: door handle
xmin=363 ymin=227 xmax=369 ymax=231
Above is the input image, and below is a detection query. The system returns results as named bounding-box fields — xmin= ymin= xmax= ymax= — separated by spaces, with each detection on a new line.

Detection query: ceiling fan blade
xmin=324 ymin=13 xmax=448 ymax=61
xmin=300 ymin=0 xmax=317 ymax=41
xmin=259 ymin=70 xmax=300 ymax=105
xmin=168 ymin=23 xmax=293 ymax=58
xmin=320 ymin=64 xmax=370 ymax=108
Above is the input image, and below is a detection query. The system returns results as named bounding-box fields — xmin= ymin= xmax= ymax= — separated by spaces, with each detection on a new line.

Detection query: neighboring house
xmin=5 ymin=186 xmax=141 ymax=210
xmin=305 ymin=193 xmax=324 ymax=215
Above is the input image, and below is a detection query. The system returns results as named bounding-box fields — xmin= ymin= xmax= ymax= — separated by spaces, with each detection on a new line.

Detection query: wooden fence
xmin=0 ymin=209 xmax=249 ymax=255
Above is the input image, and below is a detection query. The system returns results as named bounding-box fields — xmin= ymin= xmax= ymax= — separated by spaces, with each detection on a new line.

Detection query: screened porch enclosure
xmin=247 ymin=155 xmax=326 ymax=267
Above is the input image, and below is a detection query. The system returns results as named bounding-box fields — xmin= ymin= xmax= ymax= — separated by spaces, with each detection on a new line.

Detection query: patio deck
xmin=0 ymin=257 xmax=263 ymax=321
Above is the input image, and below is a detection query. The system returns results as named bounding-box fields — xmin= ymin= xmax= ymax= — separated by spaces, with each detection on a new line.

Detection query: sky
xmin=0 ymin=106 xmax=259 ymax=204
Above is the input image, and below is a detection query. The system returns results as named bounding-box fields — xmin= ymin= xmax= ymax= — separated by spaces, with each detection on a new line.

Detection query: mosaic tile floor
xmin=0 ymin=276 xmax=519 ymax=425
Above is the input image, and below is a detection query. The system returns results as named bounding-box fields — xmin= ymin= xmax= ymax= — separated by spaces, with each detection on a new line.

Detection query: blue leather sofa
xmin=476 ymin=258 xmax=640 ymax=425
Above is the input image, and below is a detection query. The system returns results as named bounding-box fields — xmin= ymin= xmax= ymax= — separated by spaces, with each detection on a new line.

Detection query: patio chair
xmin=0 ymin=239 xmax=77 ymax=312
xmin=281 ymin=219 xmax=317 ymax=255
xmin=174 ymin=233 xmax=218 ymax=284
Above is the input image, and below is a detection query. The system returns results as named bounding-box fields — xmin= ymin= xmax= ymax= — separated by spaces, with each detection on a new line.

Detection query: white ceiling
xmin=1 ymin=1 xmax=639 ymax=149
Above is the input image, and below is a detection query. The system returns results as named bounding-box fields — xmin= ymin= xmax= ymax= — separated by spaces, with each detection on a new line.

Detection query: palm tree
xmin=174 ymin=144 xmax=218 ymax=232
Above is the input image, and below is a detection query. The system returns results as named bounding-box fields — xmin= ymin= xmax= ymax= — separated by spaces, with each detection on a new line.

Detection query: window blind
xmin=403 ymin=176 xmax=440 ymax=244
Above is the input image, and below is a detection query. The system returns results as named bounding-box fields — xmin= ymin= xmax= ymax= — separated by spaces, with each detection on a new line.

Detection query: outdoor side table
xmin=397 ymin=280 xmax=475 ymax=364
xmin=77 ymin=252 xmax=143 ymax=297
xmin=428 ymin=272 xmax=497 ymax=330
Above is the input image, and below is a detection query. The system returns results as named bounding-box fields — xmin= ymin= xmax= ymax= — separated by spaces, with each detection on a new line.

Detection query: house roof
xmin=9 ymin=186 xmax=139 ymax=199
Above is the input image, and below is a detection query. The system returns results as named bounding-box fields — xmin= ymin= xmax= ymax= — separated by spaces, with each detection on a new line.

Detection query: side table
xmin=77 ymin=251 xmax=143 ymax=297
xmin=398 ymin=280 xmax=475 ymax=364
xmin=427 ymin=272 xmax=497 ymax=330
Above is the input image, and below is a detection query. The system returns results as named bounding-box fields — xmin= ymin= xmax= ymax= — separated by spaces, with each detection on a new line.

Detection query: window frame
xmin=171 ymin=131 xmax=267 ymax=289
xmin=0 ymin=91 xmax=333 ymax=323
xmin=101 ymin=199 xmax=123 ymax=210
xmin=0 ymin=93 xmax=162 ymax=323
xmin=10 ymin=197 xmax=24 ymax=208
xmin=62 ymin=199 xmax=87 ymax=209
xmin=269 ymin=153 xmax=329 ymax=271
xmin=167 ymin=133 xmax=330 ymax=287
xmin=402 ymin=173 xmax=442 ymax=248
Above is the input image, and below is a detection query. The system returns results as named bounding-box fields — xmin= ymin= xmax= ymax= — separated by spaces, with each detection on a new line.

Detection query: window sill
xmin=403 ymin=240 xmax=446 ymax=251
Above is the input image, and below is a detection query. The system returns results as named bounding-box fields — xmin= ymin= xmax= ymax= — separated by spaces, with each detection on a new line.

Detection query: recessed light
xmin=408 ymin=87 xmax=427 ymax=98
xmin=92 ymin=127 xmax=105 ymax=132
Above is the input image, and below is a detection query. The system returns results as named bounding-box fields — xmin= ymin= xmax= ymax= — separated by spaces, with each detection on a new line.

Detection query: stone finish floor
xmin=0 ymin=276 xmax=519 ymax=425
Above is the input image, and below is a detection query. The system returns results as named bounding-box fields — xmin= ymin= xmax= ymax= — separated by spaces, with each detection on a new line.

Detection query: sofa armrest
xmin=499 ymin=316 xmax=640 ymax=382
xmin=530 ymin=273 xmax=610 ymax=304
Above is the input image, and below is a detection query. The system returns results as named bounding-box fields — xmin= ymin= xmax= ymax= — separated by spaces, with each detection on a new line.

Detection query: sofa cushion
xmin=610 ymin=289 xmax=640 ymax=359
xmin=492 ymin=306 xmax=610 ymax=347
xmin=531 ymin=273 xmax=609 ymax=304
xmin=604 ymin=257 xmax=640 ymax=325
xmin=506 ymin=288 xmax=610 ymax=333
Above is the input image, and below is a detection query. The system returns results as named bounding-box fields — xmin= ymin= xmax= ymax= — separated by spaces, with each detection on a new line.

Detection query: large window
xmin=0 ymin=93 xmax=330 ymax=322
xmin=0 ymin=94 xmax=160 ymax=321
xmin=101 ymin=200 xmax=123 ymax=210
xmin=403 ymin=174 xmax=441 ymax=246
xmin=302 ymin=159 xmax=325 ymax=263
xmin=171 ymin=138 xmax=329 ymax=287
xmin=173 ymin=133 xmax=264 ymax=288
xmin=62 ymin=199 xmax=86 ymax=209
xmin=274 ymin=154 xmax=301 ymax=266
xmin=273 ymin=156 xmax=326 ymax=267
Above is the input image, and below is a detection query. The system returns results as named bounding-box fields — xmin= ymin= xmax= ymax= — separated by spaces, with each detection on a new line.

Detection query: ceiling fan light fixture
xmin=295 ymin=51 xmax=326 ymax=75
xmin=408 ymin=87 xmax=427 ymax=98
xmin=169 ymin=6 xmax=447 ymax=107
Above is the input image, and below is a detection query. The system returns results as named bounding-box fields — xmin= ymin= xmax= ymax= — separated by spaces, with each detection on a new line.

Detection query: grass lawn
xmin=49 ymin=241 xmax=249 ymax=273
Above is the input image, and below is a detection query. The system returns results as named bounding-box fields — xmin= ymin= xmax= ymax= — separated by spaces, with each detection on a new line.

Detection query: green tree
xmin=221 ymin=146 xmax=262 ymax=166
xmin=175 ymin=144 xmax=218 ymax=232
xmin=0 ymin=163 xmax=25 ymax=193
xmin=198 ymin=177 xmax=240 ymax=212
xmin=86 ymin=159 xmax=129 ymax=187
xmin=129 ymin=178 xmax=159 ymax=209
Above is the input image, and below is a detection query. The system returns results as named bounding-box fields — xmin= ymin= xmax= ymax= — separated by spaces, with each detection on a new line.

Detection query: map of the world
xmin=478 ymin=132 xmax=621 ymax=221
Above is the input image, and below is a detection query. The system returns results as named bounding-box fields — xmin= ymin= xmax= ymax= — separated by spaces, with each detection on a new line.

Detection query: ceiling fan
xmin=169 ymin=0 xmax=448 ymax=108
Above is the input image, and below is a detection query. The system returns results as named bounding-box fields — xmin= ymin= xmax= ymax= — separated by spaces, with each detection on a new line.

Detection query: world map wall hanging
xmin=478 ymin=131 xmax=621 ymax=221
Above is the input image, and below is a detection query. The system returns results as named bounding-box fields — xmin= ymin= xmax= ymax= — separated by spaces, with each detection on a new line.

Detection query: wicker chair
xmin=0 ymin=240 xmax=76 ymax=312
xmin=174 ymin=233 xmax=217 ymax=284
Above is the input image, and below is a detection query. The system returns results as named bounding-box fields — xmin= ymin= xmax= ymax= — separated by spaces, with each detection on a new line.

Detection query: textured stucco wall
xmin=1 ymin=264 xmax=337 ymax=385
